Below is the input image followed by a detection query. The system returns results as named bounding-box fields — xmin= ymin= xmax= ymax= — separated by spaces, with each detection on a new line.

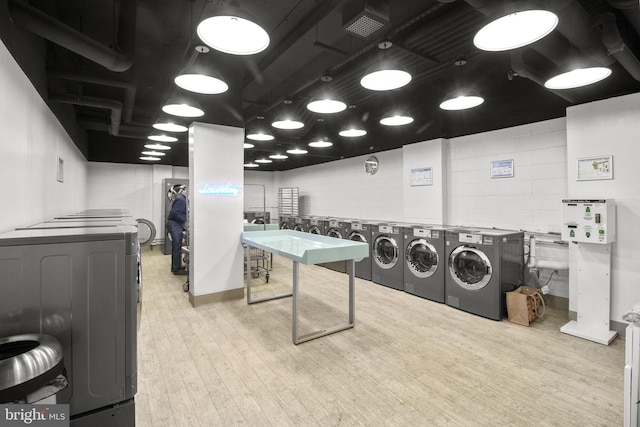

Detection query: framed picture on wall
xmin=490 ymin=159 xmax=514 ymax=178
xmin=577 ymin=155 xmax=613 ymax=181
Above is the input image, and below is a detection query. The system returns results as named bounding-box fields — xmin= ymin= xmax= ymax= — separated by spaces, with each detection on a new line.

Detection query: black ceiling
xmin=2 ymin=0 xmax=640 ymax=171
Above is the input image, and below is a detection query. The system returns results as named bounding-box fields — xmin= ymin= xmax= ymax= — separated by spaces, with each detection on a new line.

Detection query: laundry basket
xmin=0 ymin=334 xmax=68 ymax=404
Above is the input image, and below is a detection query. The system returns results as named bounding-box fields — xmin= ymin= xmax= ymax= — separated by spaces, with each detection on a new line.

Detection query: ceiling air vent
xmin=342 ymin=0 xmax=389 ymax=39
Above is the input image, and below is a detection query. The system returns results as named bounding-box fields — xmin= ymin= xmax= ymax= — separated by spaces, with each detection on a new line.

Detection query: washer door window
xmin=327 ymin=228 xmax=342 ymax=239
xmin=280 ymin=222 xmax=290 ymax=230
xmin=293 ymin=224 xmax=304 ymax=231
xmin=349 ymin=231 xmax=367 ymax=244
xmin=448 ymin=246 xmax=492 ymax=290
xmin=406 ymin=239 xmax=438 ymax=278
xmin=309 ymin=226 xmax=321 ymax=235
xmin=374 ymin=235 xmax=398 ymax=269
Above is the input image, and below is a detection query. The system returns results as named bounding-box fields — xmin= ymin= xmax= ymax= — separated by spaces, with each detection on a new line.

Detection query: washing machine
xmin=345 ymin=221 xmax=372 ymax=281
xmin=371 ymin=223 xmax=405 ymax=290
xmin=279 ymin=215 xmax=293 ymax=229
xmin=324 ymin=218 xmax=349 ymax=273
xmin=292 ymin=216 xmax=305 ymax=232
xmin=445 ymin=228 xmax=524 ymax=320
xmin=301 ymin=216 xmax=312 ymax=232
xmin=403 ymin=224 xmax=447 ymax=302
xmin=308 ymin=217 xmax=326 ymax=235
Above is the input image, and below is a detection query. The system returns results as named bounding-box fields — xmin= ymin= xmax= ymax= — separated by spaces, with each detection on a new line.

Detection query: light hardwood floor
xmin=135 ymin=247 xmax=625 ymax=426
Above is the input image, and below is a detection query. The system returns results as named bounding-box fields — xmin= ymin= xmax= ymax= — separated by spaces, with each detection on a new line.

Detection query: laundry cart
xmin=244 ymin=245 xmax=270 ymax=282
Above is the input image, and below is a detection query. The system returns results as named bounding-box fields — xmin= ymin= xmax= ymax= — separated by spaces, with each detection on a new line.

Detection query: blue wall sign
xmin=198 ymin=183 xmax=242 ymax=196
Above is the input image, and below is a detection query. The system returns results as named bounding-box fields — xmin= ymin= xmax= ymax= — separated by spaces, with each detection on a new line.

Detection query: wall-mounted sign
xmin=577 ymin=155 xmax=613 ymax=181
xmin=198 ymin=183 xmax=242 ymax=196
xmin=410 ymin=167 xmax=433 ymax=186
xmin=490 ymin=159 xmax=514 ymax=178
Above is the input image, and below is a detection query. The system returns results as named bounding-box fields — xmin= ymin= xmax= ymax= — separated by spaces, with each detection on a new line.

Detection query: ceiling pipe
xmin=50 ymin=94 xmax=123 ymax=136
xmin=597 ymin=12 xmax=640 ymax=81
xmin=606 ymin=0 xmax=640 ymax=36
xmin=8 ymin=0 xmax=136 ymax=72
xmin=77 ymin=120 xmax=149 ymax=139
xmin=48 ymin=70 xmax=137 ymax=123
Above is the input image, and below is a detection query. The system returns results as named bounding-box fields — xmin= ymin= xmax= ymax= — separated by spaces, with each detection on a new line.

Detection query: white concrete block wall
xmin=244 ymin=170 xmax=277 ymax=223
xmin=0 ymin=40 xmax=87 ymax=233
xmin=447 ymin=118 xmax=567 ymax=232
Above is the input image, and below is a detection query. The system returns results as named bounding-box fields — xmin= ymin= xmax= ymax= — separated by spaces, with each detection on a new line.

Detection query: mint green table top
xmin=243 ymin=223 xmax=279 ymax=231
xmin=241 ymin=230 xmax=369 ymax=265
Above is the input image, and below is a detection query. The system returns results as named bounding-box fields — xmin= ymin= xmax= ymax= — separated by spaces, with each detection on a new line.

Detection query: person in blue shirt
xmin=167 ymin=187 xmax=188 ymax=275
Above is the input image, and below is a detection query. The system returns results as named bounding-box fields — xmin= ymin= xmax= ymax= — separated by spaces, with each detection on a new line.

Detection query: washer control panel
xmin=561 ymin=199 xmax=616 ymax=244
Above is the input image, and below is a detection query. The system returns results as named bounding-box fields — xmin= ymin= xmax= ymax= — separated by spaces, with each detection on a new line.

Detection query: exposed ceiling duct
xmin=597 ymin=12 xmax=640 ymax=80
xmin=606 ymin=0 xmax=640 ymax=35
xmin=8 ymin=0 xmax=136 ymax=72
xmin=50 ymin=94 xmax=123 ymax=136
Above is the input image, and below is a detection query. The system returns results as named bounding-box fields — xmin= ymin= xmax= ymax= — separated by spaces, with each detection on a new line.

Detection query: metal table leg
xmin=246 ymin=244 xmax=292 ymax=304
xmin=292 ymin=258 xmax=356 ymax=345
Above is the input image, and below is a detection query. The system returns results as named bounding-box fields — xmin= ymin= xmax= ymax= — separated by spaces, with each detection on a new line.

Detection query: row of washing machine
xmin=279 ymin=216 xmax=524 ymax=321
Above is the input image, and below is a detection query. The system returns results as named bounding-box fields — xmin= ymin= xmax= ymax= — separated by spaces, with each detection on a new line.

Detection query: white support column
xmin=188 ymin=122 xmax=245 ymax=304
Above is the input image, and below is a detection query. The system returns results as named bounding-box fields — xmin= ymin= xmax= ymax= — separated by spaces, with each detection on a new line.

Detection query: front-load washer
xmin=403 ymin=224 xmax=447 ymax=302
xmin=445 ymin=228 xmax=524 ymax=320
xmin=345 ymin=221 xmax=372 ymax=281
xmin=371 ymin=223 xmax=405 ymax=290
xmin=279 ymin=215 xmax=293 ymax=229
xmin=324 ymin=218 xmax=349 ymax=273
xmin=308 ymin=217 xmax=326 ymax=235
xmin=301 ymin=216 xmax=312 ymax=232
xmin=292 ymin=216 xmax=305 ymax=232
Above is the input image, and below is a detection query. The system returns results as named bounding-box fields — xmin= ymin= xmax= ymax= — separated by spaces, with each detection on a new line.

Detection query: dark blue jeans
xmin=166 ymin=220 xmax=185 ymax=271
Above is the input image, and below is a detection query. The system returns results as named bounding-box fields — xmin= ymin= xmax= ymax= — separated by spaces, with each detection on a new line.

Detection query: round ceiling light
xmin=380 ymin=114 xmax=414 ymax=126
xmin=144 ymin=143 xmax=171 ymax=150
xmin=308 ymin=140 xmax=333 ymax=148
xmin=272 ymin=119 xmax=304 ymax=129
xmin=339 ymin=128 xmax=367 ymax=137
xmin=361 ymin=68 xmax=412 ymax=91
xmin=286 ymin=148 xmax=308 ymax=155
xmin=174 ymin=72 xmax=228 ymax=94
xmin=269 ymin=153 xmax=288 ymax=160
xmin=544 ymin=67 xmax=612 ymax=89
xmin=140 ymin=156 xmax=161 ymax=161
xmin=246 ymin=132 xmax=274 ymax=141
xmin=244 ymin=162 xmax=259 ymax=168
xmin=153 ymin=122 xmax=188 ymax=132
xmin=197 ymin=12 xmax=270 ymax=55
xmin=254 ymin=158 xmax=273 ymax=163
xmin=162 ymin=100 xmax=204 ymax=118
xmin=142 ymin=150 xmax=166 ymax=156
xmin=244 ymin=142 xmax=255 ymax=148
xmin=306 ymin=99 xmax=347 ymax=114
xmin=439 ymin=95 xmax=485 ymax=111
xmin=148 ymin=134 xmax=178 ymax=142
xmin=474 ymin=10 xmax=558 ymax=51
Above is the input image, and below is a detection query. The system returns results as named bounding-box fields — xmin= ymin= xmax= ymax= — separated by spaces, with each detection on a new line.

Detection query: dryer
xmin=371 ymin=223 xmax=405 ymax=290
xmin=403 ymin=224 xmax=447 ymax=302
xmin=345 ymin=221 xmax=372 ymax=281
xmin=445 ymin=228 xmax=524 ymax=320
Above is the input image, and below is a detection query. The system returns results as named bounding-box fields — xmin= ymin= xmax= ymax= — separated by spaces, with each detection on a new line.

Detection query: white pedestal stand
xmin=561 ymin=242 xmax=617 ymax=345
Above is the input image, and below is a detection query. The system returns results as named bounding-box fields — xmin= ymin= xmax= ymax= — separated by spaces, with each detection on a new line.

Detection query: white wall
xmin=566 ymin=93 xmax=640 ymax=323
xmin=244 ymin=170 xmax=277 ymax=222
xmin=0 ymin=40 xmax=87 ymax=233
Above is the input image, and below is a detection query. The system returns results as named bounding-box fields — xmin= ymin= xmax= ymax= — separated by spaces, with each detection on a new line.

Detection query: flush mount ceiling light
xmin=246 ymin=131 xmax=274 ymax=141
xmin=244 ymin=162 xmax=259 ymax=168
xmin=148 ymin=134 xmax=178 ymax=143
xmin=544 ymin=67 xmax=612 ymax=89
xmin=308 ymin=139 xmax=333 ymax=148
xmin=360 ymin=41 xmax=412 ymax=91
xmin=162 ymin=98 xmax=205 ymax=118
xmin=197 ymin=3 xmax=270 ymax=55
xmin=272 ymin=118 xmax=304 ymax=130
xmin=380 ymin=114 xmax=414 ymax=126
xmin=174 ymin=66 xmax=228 ymax=94
xmin=152 ymin=122 xmax=188 ymax=132
xmin=269 ymin=153 xmax=288 ymax=160
xmin=244 ymin=142 xmax=255 ymax=148
xmin=307 ymin=98 xmax=347 ymax=114
xmin=140 ymin=156 xmax=161 ymax=161
xmin=286 ymin=148 xmax=308 ymax=155
xmin=474 ymin=9 xmax=558 ymax=51
xmin=142 ymin=150 xmax=166 ymax=156
xmin=339 ymin=128 xmax=367 ymax=137
xmin=439 ymin=95 xmax=485 ymax=111
xmin=144 ymin=143 xmax=171 ymax=150
xmin=254 ymin=158 xmax=273 ymax=163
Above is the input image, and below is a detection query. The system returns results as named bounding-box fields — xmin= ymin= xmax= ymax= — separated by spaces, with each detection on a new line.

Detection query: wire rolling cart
xmin=244 ymin=245 xmax=271 ymax=282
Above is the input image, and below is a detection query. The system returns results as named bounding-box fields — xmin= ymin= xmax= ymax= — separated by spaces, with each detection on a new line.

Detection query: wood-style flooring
xmin=135 ymin=247 xmax=624 ymax=426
